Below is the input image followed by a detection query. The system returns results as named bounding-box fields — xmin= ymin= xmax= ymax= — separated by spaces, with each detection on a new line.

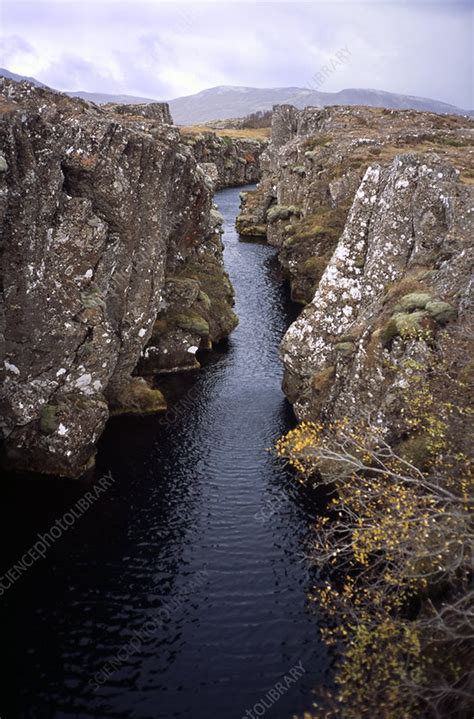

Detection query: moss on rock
xmin=207 ymin=296 xmax=239 ymax=336
xmin=171 ymin=310 xmax=210 ymax=336
xmin=210 ymin=208 xmax=224 ymax=225
xmin=301 ymin=256 xmax=327 ymax=276
xmin=163 ymin=259 xmax=238 ymax=344
xmin=425 ymin=300 xmax=457 ymax=324
xmin=395 ymin=434 xmax=432 ymax=470
xmin=381 ymin=311 xmax=430 ymax=345
xmin=39 ymin=404 xmax=61 ymax=434
xmin=198 ymin=290 xmax=212 ymax=311
xmin=459 ymin=360 xmax=474 ymax=385
xmin=335 ymin=341 xmax=356 ymax=354
xmin=110 ymin=378 xmax=166 ymax=416
xmin=395 ymin=292 xmax=432 ymax=312
xmin=284 ymin=205 xmax=349 ymax=246
xmin=267 ymin=205 xmax=301 ymax=223
xmin=236 ymin=222 xmax=267 ymax=237
xmin=303 ymin=135 xmax=331 ymax=150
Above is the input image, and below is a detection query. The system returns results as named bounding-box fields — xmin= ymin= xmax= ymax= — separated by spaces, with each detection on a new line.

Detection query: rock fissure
xmin=236 ymin=104 xmax=473 ymax=450
xmin=0 ymin=79 xmax=255 ymax=477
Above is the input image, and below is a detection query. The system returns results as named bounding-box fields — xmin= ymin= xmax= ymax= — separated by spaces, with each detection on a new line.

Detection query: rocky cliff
xmin=281 ymin=154 xmax=473 ymax=449
xmin=180 ymin=129 xmax=267 ymax=189
xmin=238 ymin=104 xmax=474 ymax=449
xmin=0 ymin=79 xmax=237 ymax=478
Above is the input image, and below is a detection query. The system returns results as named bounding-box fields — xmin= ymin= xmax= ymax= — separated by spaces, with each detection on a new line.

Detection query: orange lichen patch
xmin=311 ymin=366 xmax=336 ymax=392
xmin=78 ymin=154 xmax=99 ymax=169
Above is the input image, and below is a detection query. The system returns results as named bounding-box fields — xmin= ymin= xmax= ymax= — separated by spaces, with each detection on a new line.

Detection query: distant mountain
xmin=168 ymin=85 xmax=472 ymax=125
xmin=64 ymin=90 xmax=158 ymax=105
xmin=1 ymin=68 xmax=471 ymax=123
xmin=0 ymin=68 xmax=157 ymax=106
xmin=0 ymin=67 xmax=50 ymax=89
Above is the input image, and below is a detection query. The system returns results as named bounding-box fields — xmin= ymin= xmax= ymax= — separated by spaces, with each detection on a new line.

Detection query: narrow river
xmin=1 ymin=185 xmax=330 ymax=719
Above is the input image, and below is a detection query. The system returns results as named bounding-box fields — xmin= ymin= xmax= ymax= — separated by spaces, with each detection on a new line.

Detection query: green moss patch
xmin=381 ymin=311 xmax=429 ymax=345
xmin=39 ymin=404 xmax=61 ymax=435
xmin=302 ymin=135 xmax=332 ymax=150
xmin=173 ymin=260 xmax=238 ymax=341
xmin=394 ymin=292 xmax=432 ymax=312
xmin=285 ymin=205 xmax=349 ymax=246
xmin=110 ymin=378 xmax=166 ymax=416
xmin=236 ymin=222 xmax=267 ymax=237
xmin=425 ymin=300 xmax=457 ymax=324
xmin=301 ymin=256 xmax=327 ymax=277
xmin=267 ymin=205 xmax=302 ymax=223
xmin=395 ymin=433 xmax=432 ymax=470
xmin=170 ymin=310 xmax=210 ymax=337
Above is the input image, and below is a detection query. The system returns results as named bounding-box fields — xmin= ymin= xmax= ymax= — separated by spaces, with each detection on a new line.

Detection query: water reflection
xmin=1 ymin=185 xmax=330 ymax=719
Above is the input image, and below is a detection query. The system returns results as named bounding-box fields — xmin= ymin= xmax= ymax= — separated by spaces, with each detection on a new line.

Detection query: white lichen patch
xmin=74 ymin=373 xmax=93 ymax=393
xmin=4 ymin=360 xmax=20 ymax=375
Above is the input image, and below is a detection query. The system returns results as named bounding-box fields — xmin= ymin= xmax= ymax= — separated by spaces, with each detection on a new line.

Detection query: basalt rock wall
xmin=180 ymin=129 xmax=267 ymax=190
xmin=0 ymin=80 xmax=237 ymax=477
xmin=237 ymin=104 xmax=474 ymax=450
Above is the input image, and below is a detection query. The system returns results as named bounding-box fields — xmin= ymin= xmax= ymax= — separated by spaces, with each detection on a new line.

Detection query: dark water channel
xmin=1 ymin=185 xmax=330 ymax=719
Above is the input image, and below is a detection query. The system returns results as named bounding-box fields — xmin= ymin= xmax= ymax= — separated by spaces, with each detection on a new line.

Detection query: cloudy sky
xmin=0 ymin=0 xmax=472 ymax=107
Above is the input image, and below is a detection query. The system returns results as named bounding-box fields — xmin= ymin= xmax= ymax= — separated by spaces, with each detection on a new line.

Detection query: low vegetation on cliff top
xmin=180 ymin=125 xmax=271 ymax=140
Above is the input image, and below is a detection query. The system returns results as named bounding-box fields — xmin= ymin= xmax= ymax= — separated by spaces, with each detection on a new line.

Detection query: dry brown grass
xmin=374 ymin=139 xmax=474 ymax=176
xmin=0 ymin=97 xmax=18 ymax=114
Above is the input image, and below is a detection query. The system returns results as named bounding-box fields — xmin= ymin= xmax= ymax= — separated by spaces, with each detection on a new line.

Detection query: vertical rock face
xmin=280 ymin=154 xmax=473 ymax=448
xmin=102 ymin=102 xmax=174 ymax=125
xmin=136 ymin=203 xmax=238 ymax=376
xmin=237 ymin=104 xmax=473 ymax=298
xmin=180 ymin=130 xmax=267 ymax=189
xmin=237 ymin=103 xmax=473 ymax=446
xmin=0 ymin=79 xmax=237 ymax=477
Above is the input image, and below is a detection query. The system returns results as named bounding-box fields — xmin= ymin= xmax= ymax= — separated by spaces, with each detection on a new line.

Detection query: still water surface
xmin=1 ymin=185 xmax=330 ymax=719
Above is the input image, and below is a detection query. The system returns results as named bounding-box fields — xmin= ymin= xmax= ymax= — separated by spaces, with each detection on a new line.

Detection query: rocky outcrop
xmin=200 ymin=118 xmax=247 ymax=130
xmin=102 ymin=102 xmax=173 ymax=124
xmin=180 ymin=130 xmax=267 ymax=189
xmin=235 ymin=180 xmax=275 ymax=240
xmin=136 ymin=207 xmax=238 ymax=375
xmin=0 ymin=79 xmax=237 ymax=477
xmin=280 ymin=154 xmax=473 ymax=452
xmin=237 ymin=104 xmax=473 ymax=449
xmin=237 ymin=104 xmax=474 ymax=301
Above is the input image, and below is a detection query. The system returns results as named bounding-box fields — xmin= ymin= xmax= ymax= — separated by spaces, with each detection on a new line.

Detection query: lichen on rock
xmin=280 ymin=152 xmax=473 ymax=452
xmin=179 ymin=129 xmax=267 ymax=190
xmin=232 ymin=103 xmax=473 ymax=449
xmin=0 ymin=78 xmax=238 ymax=477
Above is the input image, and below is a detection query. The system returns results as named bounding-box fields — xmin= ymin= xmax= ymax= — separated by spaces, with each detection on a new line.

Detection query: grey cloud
xmin=0 ymin=34 xmax=37 ymax=64
xmin=0 ymin=1 xmax=472 ymax=108
xmin=40 ymin=55 xmax=121 ymax=93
